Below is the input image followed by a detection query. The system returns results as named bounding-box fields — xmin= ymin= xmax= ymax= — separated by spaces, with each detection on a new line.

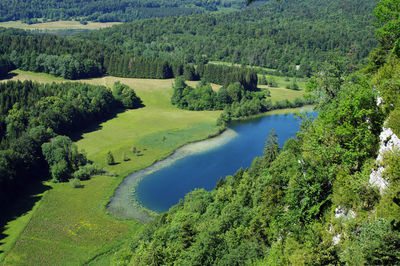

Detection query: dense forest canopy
xmin=0 ymin=0 xmax=266 ymax=24
xmin=81 ymin=0 xmax=378 ymax=76
xmin=0 ymin=0 xmax=379 ymax=79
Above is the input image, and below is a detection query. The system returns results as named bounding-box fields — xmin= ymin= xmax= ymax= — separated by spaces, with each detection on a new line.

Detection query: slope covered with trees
xmin=109 ymin=0 xmax=400 ymax=264
xmin=0 ymin=0 xmax=379 ymax=80
xmin=82 ymin=0 xmax=378 ymax=76
xmin=0 ymin=0 xmax=262 ymax=24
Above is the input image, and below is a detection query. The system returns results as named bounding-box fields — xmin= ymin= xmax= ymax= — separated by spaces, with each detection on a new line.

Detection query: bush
xmin=73 ymin=164 xmax=103 ymax=180
xmin=387 ymin=109 xmax=400 ymax=137
xmin=286 ymin=80 xmax=299 ymax=90
xmin=268 ymin=78 xmax=278 ymax=87
xmin=50 ymin=160 xmax=70 ymax=182
xmin=107 ymin=151 xmax=115 ymax=165
xmin=69 ymin=178 xmax=83 ymax=188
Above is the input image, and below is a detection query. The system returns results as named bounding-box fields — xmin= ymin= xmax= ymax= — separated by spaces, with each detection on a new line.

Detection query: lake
xmin=107 ymin=109 xmax=314 ymax=221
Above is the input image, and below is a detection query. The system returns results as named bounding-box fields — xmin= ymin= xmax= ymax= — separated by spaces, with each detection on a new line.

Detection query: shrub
xmin=73 ymin=164 xmax=103 ymax=180
xmin=69 ymin=178 xmax=83 ymax=188
xmin=107 ymin=151 xmax=115 ymax=165
xmin=387 ymin=109 xmax=400 ymax=137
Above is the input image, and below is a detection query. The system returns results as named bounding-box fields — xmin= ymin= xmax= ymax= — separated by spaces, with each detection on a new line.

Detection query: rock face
xmin=369 ymin=127 xmax=400 ymax=193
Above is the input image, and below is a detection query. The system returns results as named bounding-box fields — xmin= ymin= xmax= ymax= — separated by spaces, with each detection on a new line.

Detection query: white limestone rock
xmin=369 ymin=127 xmax=400 ymax=193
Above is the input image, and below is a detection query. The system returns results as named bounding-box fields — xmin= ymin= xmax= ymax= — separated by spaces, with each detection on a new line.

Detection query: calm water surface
xmin=136 ymin=112 xmax=314 ymax=213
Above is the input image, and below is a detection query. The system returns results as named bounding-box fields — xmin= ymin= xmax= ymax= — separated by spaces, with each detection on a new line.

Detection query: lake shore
xmin=108 ymin=106 xmax=314 ymax=223
xmin=107 ymin=128 xmax=239 ymax=222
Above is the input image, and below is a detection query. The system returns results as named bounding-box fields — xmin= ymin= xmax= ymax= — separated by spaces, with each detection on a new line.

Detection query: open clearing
xmin=0 ymin=20 xmax=121 ymax=31
xmin=6 ymin=70 xmax=305 ymax=103
xmin=0 ymin=70 xmax=305 ymax=265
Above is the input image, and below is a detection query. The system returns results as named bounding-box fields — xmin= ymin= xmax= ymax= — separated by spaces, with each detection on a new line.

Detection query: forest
xmin=0 ymin=27 xmax=260 ymax=87
xmin=0 ymin=0 xmax=379 ymax=80
xmin=0 ymin=81 xmax=141 ymax=208
xmin=0 ymin=0 xmax=261 ymax=24
xmin=81 ymin=0 xmax=378 ymax=76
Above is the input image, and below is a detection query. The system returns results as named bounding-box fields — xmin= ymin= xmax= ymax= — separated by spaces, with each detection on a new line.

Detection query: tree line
xmin=0 ymin=0 xmax=253 ymax=23
xmin=0 ymin=80 xmax=141 ymax=207
xmin=0 ymin=56 xmax=15 ymax=78
xmin=0 ymin=28 xmax=259 ymax=87
xmin=81 ymin=0 xmax=377 ymax=77
xmin=171 ymin=77 xmax=312 ymax=124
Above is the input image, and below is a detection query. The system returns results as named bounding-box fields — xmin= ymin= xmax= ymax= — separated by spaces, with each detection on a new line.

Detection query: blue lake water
xmin=136 ymin=111 xmax=314 ymax=213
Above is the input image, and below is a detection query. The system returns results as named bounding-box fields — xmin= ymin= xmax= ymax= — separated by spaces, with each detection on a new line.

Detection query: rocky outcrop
xmin=369 ymin=127 xmax=400 ymax=193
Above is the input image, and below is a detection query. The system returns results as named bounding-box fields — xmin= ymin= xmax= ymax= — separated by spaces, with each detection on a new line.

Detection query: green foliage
xmin=82 ymin=0 xmax=376 ymax=76
xmin=73 ymin=163 xmax=103 ymax=180
xmin=112 ymin=82 xmax=142 ymax=109
xmin=268 ymin=77 xmax=278 ymax=87
xmin=125 ymin=49 xmax=388 ymax=263
xmin=107 ymin=151 xmax=115 ymax=165
xmin=196 ymin=64 xmax=258 ymax=90
xmin=171 ymin=77 xmax=284 ymax=122
xmin=388 ymin=110 xmax=400 ymax=136
xmin=69 ymin=178 xmax=83 ymax=188
xmin=306 ymin=55 xmax=350 ymax=108
xmin=259 ymin=75 xmax=267 ymax=85
xmin=172 ymin=80 xmax=217 ymax=110
xmin=263 ymin=129 xmax=280 ymax=165
xmin=0 ymin=0 xmax=250 ymax=23
xmin=42 ymin=135 xmax=88 ymax=182
xmin=0 ymin=56 xmax=15 ymax=77
xmin=376 ymin=148 xmax=400 ymax=222
xmin=341 ymin=218 xmax=400 ymax=264
xmin=286 ymin=79 xmax=299 ymax=90
xmin=123 ymin=153 xmax=130 ymax=161
xmin=111 ymin=247 xmax=133 ymax=266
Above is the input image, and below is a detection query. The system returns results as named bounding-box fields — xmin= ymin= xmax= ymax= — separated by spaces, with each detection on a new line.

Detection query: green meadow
xmin=0 ymin=20 xmax=121 ymax=31
xmin=0 ymin=70 xmax=306 ymax=265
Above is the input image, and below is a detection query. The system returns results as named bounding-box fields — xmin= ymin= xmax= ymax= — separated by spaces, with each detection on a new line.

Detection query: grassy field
xmin=208 ymin=60 xmax=308 ymax=91
xmin=265 ymin=86 xmax=305 ymax=103
xmin=0 ymin=20 xmax=121 ymax=31
xmin=6 ymin=70 xmax=304 ymax=103
xmin=0 ymin=71 xmax=222 ymax=265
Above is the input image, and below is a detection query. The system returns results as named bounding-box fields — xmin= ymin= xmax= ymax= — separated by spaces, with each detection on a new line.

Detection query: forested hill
xmin=0 ymin=0 xmax=266 ymax=24
xmin=81 ymin=0 xmax=378 ymax=76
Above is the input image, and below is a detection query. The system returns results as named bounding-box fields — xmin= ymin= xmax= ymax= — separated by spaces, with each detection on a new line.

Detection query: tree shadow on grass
xmin=70 ymin=107 xmax=126 ymax=142
xmin=0 ymin=72 xmax=17 ymax=81
xmin=70 ymin=103 xmax=145 ymax=142
xmin=0 ymin=181 xmax=51 ymax=254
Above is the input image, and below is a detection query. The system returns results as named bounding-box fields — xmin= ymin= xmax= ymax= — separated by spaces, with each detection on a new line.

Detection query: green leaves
xmin=112 ymin=82 xmax=142 ymax=109
xmin=42 ymin=135 xmax=88 ymax=182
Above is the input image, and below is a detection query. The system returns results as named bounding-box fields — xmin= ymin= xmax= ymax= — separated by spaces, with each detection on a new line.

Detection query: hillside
xmin=0 ymin=0 xmax=378 ymax=80
xmin=0 ymin=0 xmax=266 ymax=24
xmin=82 ymin=0 xmax=378 ymax=76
